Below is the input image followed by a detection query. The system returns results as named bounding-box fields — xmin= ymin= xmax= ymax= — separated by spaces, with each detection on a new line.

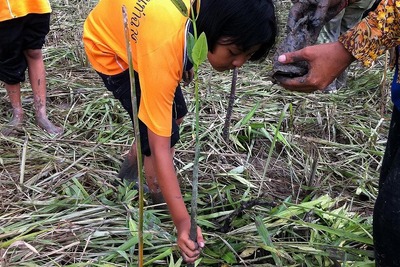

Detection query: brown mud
xmin=272 ymin=0 xmax=348 ymax=81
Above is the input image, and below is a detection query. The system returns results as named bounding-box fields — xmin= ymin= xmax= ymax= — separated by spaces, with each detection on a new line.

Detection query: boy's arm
xmin=147 ymin=129 xmax=203 ymax=263
xmin=148 ymin=130 xmax=189 ymax=223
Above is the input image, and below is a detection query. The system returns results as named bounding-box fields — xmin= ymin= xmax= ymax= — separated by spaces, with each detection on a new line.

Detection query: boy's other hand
xmin=182 ymin=68 xmax=194 ymax=86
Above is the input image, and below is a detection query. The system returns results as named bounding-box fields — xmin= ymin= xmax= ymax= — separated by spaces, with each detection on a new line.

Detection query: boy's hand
xmin=182 ymin=68 xmax=194 ymax=86
xmin=176 ymin=218 xmax=205 ymax=263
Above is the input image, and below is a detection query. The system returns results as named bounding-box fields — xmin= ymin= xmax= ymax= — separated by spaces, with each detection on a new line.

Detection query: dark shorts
xmin=97 ymin=69 xmax=188 ymax=156
xmin=0 ymin=13 xmax=50 ymax=85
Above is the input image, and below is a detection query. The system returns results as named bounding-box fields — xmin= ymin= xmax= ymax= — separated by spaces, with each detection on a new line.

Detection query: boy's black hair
xmin=196 ymin=0 xmax=277 ymax=61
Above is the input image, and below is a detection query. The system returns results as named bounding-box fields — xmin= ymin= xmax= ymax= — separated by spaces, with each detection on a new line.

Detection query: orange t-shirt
xmin=83 ymin=0 xmax=191 ymax=137
xmin=0 ymin=0 xmax=51 ymax=21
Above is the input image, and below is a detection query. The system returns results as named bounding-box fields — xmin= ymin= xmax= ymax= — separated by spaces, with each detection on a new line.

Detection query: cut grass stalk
xmin=122 ymin=5 xmax=144 ymax=266
xmin=223 ymin=67 xmax=239 ymax=141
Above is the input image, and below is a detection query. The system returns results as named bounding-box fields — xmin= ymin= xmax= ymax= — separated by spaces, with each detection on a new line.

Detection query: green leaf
xmin=231 ymin=174 xmax=256 ymax=188
xmin=128 ymin=217 xmax=138 ymax=236
xmin=229 ymin=166 xmax=244 ymax=174
xmin=170 ymin=0 xmax=188 ymax=17
xmin=192 ymin=32 xmax=208 ymax=67
xmin=104 ymin=236 xmax=139 ymax=261
xmin=72 ymin=177 xmax=90 ymax=198
xmin=241 ymin=103 xmax=259 ymax=126
xmin=233 ymin=102 xmax=260 ymax=129
xmin=268 ymin=124 xmax=290 ymax=147
xmin=116 ymin=250 xmax=130 ymax=262
xmin=302 ymin=221 xmax=373 ymax=245
xmin=222 ymin=251 xmax=236 ymax=264
xmin=255 ymin=216 xmax=283 ymax=266
xmin=144 ymin=247 xmax=173 ymax=265
xmin=169 ymin=253 xmax=183 ymax=267
xmin=187 ymin=32 xmax=195 ymax=64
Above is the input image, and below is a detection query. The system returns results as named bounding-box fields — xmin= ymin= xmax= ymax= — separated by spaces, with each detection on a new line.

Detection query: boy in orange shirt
xmin=0 ymin=0 xmax=63 ymax=136
xmin=83 ymin=0 xmax=277 ymax=262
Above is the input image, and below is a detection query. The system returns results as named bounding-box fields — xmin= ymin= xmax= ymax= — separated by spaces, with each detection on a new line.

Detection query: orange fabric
xmin=83 ymin=0 xmax=190 ymax=137
xmin=0 ymin=0 xmax=51 ymax=21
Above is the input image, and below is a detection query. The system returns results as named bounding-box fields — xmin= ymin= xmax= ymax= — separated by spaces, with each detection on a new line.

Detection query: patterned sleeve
xmin=338 ymin=0 xmax=400 ymax=67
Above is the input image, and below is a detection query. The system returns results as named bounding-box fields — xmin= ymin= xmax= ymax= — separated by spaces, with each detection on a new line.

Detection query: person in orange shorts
xmin=83 ymin=0 xmax=277 ymax=262
xmin=0 ymin=0 xmax=63 ymax=135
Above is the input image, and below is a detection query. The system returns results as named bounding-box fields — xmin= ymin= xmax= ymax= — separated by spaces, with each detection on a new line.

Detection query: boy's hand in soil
xmin=182 ymin=68 xmax=194 ymax=86
xmin=176 ymin=218 xmax=205 ymax=263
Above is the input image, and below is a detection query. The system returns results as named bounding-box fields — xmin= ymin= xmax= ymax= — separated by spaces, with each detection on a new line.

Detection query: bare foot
xmin=36 ymin=115 xmax=63 ymax=135
xmin=1 ymin=112 xmax=24 ymax=136
xmin=118 ymin=155 xmax=139 ymax=182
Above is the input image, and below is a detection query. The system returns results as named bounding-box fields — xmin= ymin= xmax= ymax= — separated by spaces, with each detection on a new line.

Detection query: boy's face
xmin=207 ymin=41 xmax=261 ymax=72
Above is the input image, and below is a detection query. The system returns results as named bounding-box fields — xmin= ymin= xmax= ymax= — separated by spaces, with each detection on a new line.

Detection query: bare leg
xmin=118 ymin=143 xmax=152 ymax=194
xmin=24 ymin=49 xmax=63 ymax=134
xmin=146 ymin=117 xmax=182 ymax=204
xmin=2 ymin=83 xmax=24 ymax=136
xmin=144 ymin=154 xmax=165 ymax=204
xmin=144 ymin=147 xmax=177 ymax=205
xmin=124 ymin=118 xmax=183 ymax=204
xmin=120 ymin=147 xmax=174 ymax=205
xmin=118 ymin=144 xmax=139 ymax=182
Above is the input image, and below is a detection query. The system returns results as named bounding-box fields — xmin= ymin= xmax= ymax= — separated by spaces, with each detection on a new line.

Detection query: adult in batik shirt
xmin=276 ymin=0 xmax=400 ymax=266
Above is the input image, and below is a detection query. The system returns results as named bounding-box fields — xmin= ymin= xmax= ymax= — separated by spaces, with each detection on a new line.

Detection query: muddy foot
xmin=1 ymin=125 xmax=23 ymax=136
xmin=36 ymin=116 xmax=63 ymax=135
xmin=118 ymin=156 xmax=139 ymax=182
xmin=1 ymin=113 xmax=24 ymax=136
xmin=118 ymin=156 xmax=149 ymax=192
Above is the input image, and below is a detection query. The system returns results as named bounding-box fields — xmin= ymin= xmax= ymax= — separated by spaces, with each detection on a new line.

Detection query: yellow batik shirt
xmin=339 ymin=0 xmax=400 ymax=67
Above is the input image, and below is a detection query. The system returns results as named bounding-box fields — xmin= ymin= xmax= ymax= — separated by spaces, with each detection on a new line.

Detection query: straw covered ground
xmin=0 ymin=0 xmax=391 ymax=266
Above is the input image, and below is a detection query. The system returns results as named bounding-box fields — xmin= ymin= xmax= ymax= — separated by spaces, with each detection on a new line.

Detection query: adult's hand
xmin=273 ymin=0 xmax=353 ymax=79
xmin=275 ymin=42 xmax=355 ymax=93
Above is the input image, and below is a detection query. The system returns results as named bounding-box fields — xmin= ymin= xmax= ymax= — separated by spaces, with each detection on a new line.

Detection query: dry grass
xmin=0 ymin=0 xmax=391 ymax=266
